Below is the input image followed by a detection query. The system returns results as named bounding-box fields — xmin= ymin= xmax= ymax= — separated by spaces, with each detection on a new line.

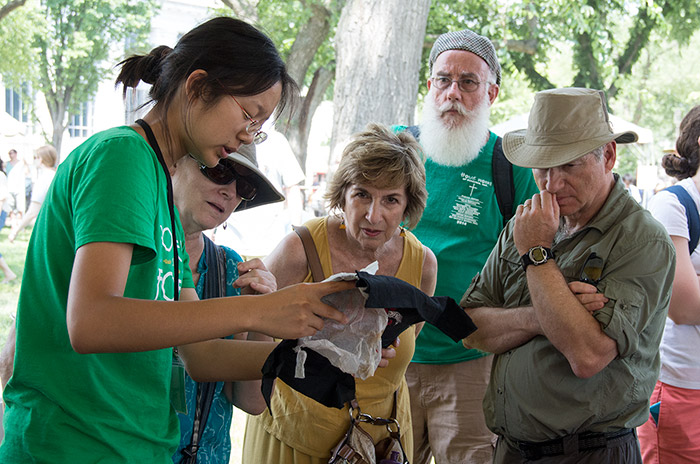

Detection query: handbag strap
xmin=201 ymin=234 xmax=227 ymax=299
xmin=293 ymin=225 xmax=326 ymax=282
xmin=390 ymin=390 xmax=398 ymax=421
xmin=181 ymin=382 xmax=217 ymax=463
xmin=182 ymin=235 xmax=227 ymax=463
xmin=331 ymin=392 xmax=409 ymax=464
xmin=386 ymin=391 xmax=408 ymax=462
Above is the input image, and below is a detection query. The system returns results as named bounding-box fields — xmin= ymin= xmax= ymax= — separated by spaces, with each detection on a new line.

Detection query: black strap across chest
xmin=135 ymin=119 xmax=179 ymax=301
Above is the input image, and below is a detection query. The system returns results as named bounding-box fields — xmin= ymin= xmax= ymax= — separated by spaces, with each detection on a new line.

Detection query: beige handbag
xmin=328 ymin=394 xmax=408 ymax=464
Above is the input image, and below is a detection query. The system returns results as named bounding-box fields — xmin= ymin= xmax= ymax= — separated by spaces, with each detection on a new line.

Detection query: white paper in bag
xmin=295 ymin=261 xmax=386 ymax=380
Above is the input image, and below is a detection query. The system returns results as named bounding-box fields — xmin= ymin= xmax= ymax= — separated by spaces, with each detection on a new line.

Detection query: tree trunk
xmin=283 ymin=65 xmax=334 ymax=173
xmin=220 ymin=0 xmax=259 ymax=23
xmin=572 ymin=30 xmax=604 ymax=91
xmin=608 ymin=4 xmax=655 ymax=100
xmin=0 ymin=0 xmax=26 ymax=21
xmin=285 ymin=2 xmax=331 ymax=86
xmin=330 ymin=0 xmax=431 ymax=164
xmin=278 ymin=2 xmax=334 ymax=173
xmin=45 ymin=93 xmax=68 ymax=158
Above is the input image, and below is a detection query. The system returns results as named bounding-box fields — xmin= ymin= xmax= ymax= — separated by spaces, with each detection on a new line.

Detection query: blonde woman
xmin=8 ymin=145 xmax=58 ymax=242
xmin=243 ymin=123 xmax=438 ymax=463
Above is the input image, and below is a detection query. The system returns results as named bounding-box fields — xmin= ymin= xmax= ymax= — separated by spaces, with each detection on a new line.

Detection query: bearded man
xmin=395 ymin=29 xmax=539 ymax=464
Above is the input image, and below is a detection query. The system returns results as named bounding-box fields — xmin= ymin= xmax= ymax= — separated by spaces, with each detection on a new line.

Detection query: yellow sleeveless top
xmin=250 ymin=216 xmax=424 ymax=458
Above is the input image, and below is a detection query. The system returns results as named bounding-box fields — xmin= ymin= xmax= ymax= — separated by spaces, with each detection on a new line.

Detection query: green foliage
xmin=258 ymin=0 xmax=339 ymax=88
xmin=426 ymin=0 xmax=700 ymax=101
xmin=610 ymin=29 xmax=700 ymax=172
xmin=0 ymin=226 xmax=28 ymax=355
xmin=35 ymin=0 xmax=158 ymax=116
xmin=214 ymin=0 xmax=340 ymax=90
xmin=0 ymin=0 xmax=41 ymax=88
xmin=614 ymin=147 xmax=639 ymax=176
xmin=490 ymin=72 xmax=534 ymax=125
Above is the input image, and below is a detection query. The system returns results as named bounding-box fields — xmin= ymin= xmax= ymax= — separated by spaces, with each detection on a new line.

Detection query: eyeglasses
xmin=579 ymin=252 xmax=604 ymax=286
xmin=431 ymin=76 xmax=491 ymax=93
xmin=196 ymin=157 xmax=258 ymax=201
xmin=230 ymin=95 xmax=268 ymax=145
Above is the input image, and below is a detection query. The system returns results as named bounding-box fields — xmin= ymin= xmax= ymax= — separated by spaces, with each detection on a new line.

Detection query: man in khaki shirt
xmin=462 ymin=88 xmax=675 ymax=463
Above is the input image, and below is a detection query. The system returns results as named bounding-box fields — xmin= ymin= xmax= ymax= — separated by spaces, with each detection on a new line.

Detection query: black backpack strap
xmin=405 ymin=125 xmax=421 ymax=140
xmin=181 ymin=235 xmax=227 ymax=463
xmin=665 ymin=185 xmax=700 ymax=254
xmin=492 ymin=137 xmax=515 ymax=227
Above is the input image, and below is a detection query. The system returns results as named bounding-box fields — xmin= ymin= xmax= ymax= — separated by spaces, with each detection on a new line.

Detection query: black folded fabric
xmin=261 ymin=339 xmax=355 ymax=412
xmin=261 ymin=272 xmax=478 ymax=411
xmin=355 ymin=271 xmax=477 ymax=347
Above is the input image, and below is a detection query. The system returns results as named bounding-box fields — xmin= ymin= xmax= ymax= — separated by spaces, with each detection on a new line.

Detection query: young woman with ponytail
xmin=0 ymin=17 xmax=349 ymax=462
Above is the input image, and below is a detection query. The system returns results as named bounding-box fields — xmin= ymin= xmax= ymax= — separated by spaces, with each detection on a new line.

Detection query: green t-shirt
xmin=408 ymin=131 xmax=539 ymax=364
xmin=0 ymin=127 xmax=194 ymax=463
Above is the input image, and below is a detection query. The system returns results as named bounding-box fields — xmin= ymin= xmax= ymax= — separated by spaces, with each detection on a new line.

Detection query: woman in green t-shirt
xmin=0 ymin=17 xmax=349 ymax=463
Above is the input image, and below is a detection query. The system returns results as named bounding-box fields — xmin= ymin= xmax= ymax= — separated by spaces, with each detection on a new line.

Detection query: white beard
xmin=418 ymin=92 xmax=492 ymax=166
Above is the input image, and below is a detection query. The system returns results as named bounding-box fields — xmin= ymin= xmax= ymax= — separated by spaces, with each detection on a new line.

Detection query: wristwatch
xmin=521 ymin=246 xmax=554 ymax=272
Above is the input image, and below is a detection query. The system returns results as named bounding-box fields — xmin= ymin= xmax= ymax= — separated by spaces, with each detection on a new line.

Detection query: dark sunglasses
xmin=197 ymin=157 xmax=258 ymax=201
xmin=579 ymin=252 xmax=604 ymax=286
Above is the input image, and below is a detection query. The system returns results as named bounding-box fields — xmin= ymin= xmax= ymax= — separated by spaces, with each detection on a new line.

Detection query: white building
xmin=0 ymin=0 xmax=219 ymax=165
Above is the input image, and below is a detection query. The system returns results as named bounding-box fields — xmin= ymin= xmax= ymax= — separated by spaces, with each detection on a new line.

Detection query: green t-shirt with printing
xmin=408 ymin=131 xmax=539 ymax=364
xmin=0 ymin=126 xmax=194 ymax=463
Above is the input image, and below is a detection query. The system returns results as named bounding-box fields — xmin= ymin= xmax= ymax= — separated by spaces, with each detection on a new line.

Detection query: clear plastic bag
xmin=296 ymin=262 xmax=386 ymax=380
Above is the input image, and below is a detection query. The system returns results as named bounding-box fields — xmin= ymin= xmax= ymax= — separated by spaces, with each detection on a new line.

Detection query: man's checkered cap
xmin=429 ymin=29 xmax=501 ymax=86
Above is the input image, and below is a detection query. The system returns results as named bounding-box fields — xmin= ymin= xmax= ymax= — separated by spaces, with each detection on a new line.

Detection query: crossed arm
xmin=464 ymin=270 xmax=616 ymax=379
xmin=464 ymin=281 xmax=609 ymax=352
xmin=464 ymin=190 xmax=618 ymax=379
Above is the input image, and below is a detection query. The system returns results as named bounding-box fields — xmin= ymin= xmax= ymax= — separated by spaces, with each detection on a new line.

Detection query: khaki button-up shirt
xmin=461 ymin=177 xmax=675 ymax=442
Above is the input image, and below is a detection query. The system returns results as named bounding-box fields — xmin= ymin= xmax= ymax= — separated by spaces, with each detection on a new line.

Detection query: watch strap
xmin=521 ymin=246 xmax=554 ymax=272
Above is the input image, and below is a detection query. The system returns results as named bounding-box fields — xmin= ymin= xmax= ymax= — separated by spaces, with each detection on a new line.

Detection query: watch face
xmin=531 ymin=247 xmax=546 ymax=262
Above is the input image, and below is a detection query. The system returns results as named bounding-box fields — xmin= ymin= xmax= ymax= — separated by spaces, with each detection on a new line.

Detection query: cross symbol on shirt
xmin=469 ymin=184 xmax=477 ymax=196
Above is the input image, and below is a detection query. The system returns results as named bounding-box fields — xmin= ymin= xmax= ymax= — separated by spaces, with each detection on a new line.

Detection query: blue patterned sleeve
xmin=221 ymin=245 xmax=243 ymax=297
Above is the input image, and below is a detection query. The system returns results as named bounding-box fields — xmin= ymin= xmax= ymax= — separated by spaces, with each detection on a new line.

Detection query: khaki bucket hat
xmin=226 ymin=143 xmax=284 ymax=211
xmin=503 ymin=88 xmax=638 ymax=169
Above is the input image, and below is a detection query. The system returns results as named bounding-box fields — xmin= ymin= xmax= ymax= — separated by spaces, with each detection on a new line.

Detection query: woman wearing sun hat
xmin=170 ymin=142 xmax=285 ymax=464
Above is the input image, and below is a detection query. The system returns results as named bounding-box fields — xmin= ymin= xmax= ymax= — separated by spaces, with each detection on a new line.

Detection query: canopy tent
xmin=491 ymin=112 xmax=654 ymax=144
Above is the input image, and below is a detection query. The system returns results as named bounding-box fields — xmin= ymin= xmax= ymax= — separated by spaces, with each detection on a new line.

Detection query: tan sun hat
xmin=502 ymin=88 xmax=638 ymax=169
xmin=226 ymin=143 xmax=284 ymax=211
